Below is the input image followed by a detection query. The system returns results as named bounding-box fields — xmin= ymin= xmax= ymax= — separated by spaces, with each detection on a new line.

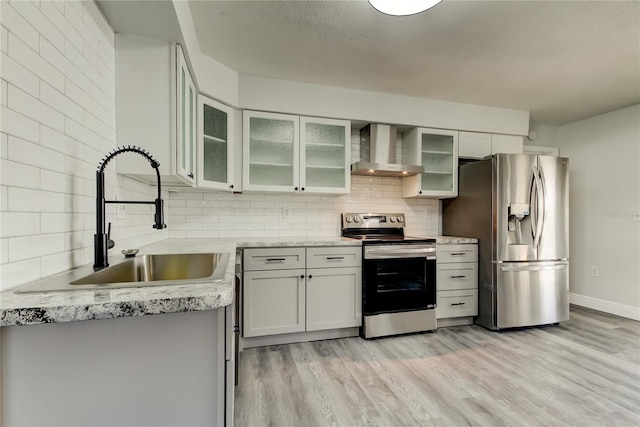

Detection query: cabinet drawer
xmin=436 ymin=289 xmax=478 ymax=319
xmin=306 ymin=246 xmax=361 ymax=268
xmin=243 ymin=248 xmax=305 ymax=271
xmin=437 ymin=244 xmax=478 ymax=263
xmin=437 ymin=264 xmax=478 ymax=291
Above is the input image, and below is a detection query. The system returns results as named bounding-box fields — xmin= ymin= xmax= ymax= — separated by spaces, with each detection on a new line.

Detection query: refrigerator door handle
xmin=532 ymin=165 xmax=544 ymax=250
xmin=500 ymin=263 xmax=567 ymax=272
xmin=537 ymin=164 xmax=547 ymax=250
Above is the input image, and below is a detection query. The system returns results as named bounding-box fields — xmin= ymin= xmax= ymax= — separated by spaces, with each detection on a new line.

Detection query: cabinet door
xmin=459 ymin=131 xmax=492 ymax=159
xmin=402 ymin=128 xmax=458 ymax=198
xmin=491 ymin=134 xmax=523 ymax=154
xmin=243 ymin=111 xmax=299 ymax=192
xmin=306 ymin=267 xmax=362 ymax=331
xmin=176 ymin=44 xmax=196 ymax=184
xmin=299 ymin=117 xmax=350 ymax=194
xmin=197 ymin=95 xmax=235 ymax=191
xmin=243 ymin=269 xmax=305 ymax=337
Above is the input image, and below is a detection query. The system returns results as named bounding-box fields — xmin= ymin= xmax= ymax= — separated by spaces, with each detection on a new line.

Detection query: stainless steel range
xmin=342 ymin=213 xmax=437 ymax=339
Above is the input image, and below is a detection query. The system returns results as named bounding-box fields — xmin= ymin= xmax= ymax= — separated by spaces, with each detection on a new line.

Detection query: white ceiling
xmin=188 ymin=0 xmax=640 ymax=126
xmin=98 ymin=0 xmax=640 ymax=127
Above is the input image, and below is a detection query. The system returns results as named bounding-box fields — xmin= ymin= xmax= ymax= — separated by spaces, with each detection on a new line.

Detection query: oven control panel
xmin=342 ymin=213 xmax=405 ymax=229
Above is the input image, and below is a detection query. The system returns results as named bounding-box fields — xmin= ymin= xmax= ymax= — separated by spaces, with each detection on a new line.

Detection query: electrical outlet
xmin=117 ymin=204 xmax=126 ymax=220
xmin=282 ymin=207 xmax=291 ymax=218
xmin=591 ymin=266 xmax=600 ymax=278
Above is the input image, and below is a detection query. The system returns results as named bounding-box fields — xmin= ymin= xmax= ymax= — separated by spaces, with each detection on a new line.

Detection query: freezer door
xmin=495 ymin=154 xmax=538 ymax=261
xmin=495 ymin=260 xmax=569 ymax=329
xmin=536 ymin=155 xmax=569 ymax=261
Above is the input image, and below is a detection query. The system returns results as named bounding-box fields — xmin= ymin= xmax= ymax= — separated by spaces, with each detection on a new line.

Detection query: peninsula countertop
xmin=1 ymin=236 xmax=476 ymax=327
xmin=0 ymin=238 xmax=361 ymax=327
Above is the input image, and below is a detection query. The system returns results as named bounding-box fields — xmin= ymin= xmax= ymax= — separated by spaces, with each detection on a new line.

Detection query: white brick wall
xmin=0 ymin=0 xmax=168 ymax=291
xmin=167 ymin=176 xmax=440 ymax=239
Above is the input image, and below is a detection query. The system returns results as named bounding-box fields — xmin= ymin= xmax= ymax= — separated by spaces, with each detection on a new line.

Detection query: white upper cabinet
xmin=401 ymin=128 xmax=459 ymax=198
xmin=243 ymin=111 xmax=350 ymax=194
xmin=197 ymin=95 xmax=236 ymax=191
xmin=459 ymin=131 xmax=524 ymax=159
xmin=243 ymin=111 xmax=300 ymax=192
xmin=458 ymin=131 xmax=492 ymax=159
xmin=176 ymin=45 xmax=197 ymax=185
xmin=299 ymin=116 xmax=350 ymax=194
xmin=115 ymin=36 xmax=196 ymax=186
xmin=490 ymin=134 xmax=524 ymax=155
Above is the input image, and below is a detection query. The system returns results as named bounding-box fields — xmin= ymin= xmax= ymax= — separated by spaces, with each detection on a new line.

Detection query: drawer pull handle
xmin=265 ymin=258 xmax=286 ymax=262
xmin=450 ymin=275 xmax=466 ymax=279
xmin=326 ymin=256 xmax=345 ymax=260
xmin=451 ymin=253 xmax=467 ymax=256
xmin=451 ymin=302 xmax=466 ymax=306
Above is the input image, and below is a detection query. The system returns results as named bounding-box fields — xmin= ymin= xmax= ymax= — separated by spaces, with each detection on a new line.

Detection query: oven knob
xmin=354 ymin=216 xmax=361 ymax=223
xmin=390 ymin=216 xmax=397 ymax=223
xmin=346 ymin=216 xmax=353 ymax=223
xmin=398 ymin=216 xmax=404 ymax=222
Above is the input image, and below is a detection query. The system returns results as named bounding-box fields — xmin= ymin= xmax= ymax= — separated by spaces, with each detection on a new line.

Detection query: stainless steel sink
xmin=16 ymin=252 xmax=230 ymax=293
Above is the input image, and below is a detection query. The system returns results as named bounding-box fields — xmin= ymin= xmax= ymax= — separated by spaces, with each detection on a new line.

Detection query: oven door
xmin=363 ymin=252 xmax=436 ymax=315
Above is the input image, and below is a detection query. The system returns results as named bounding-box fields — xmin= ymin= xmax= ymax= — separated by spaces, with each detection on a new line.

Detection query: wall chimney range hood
xmin=351 ymin=124 xmax=424 ymax=177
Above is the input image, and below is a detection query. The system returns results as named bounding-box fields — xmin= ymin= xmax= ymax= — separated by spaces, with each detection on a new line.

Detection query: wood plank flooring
xmin=234 ymin=306 xmax=640 ymax=426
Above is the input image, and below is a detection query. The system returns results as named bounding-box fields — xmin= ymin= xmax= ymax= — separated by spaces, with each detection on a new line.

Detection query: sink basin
xmin=71 ymin=253 xmax=226 ymax=285
xmin=16 ymin=252 xmax=230 ymax=293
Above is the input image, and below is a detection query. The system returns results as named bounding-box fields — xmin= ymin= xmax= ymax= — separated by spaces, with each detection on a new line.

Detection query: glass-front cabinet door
xmin=197 ymin=95 xmax=235 ymax=190
xmin=243 ymin=111 xmax=300 ymax=192
xmin=300 ymin=117 xmax=350 ymax=194
xmin=401 ymin=128 xmax=458 ymax=198
xmin=176 ymin=45 xmax=196 ymax=185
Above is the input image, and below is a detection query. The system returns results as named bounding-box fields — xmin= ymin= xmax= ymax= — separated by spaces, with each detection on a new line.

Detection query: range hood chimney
xmin=351 ymin=124 xmax=424 ymax=177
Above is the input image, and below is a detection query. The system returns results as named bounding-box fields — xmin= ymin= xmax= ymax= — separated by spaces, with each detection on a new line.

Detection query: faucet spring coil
xmin=97 ymin=145 xmax=160 ymax=172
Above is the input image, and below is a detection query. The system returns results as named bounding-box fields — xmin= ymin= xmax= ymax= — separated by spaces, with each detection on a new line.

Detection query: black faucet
xmin=94 ymin=146 xmax=166 ymax=270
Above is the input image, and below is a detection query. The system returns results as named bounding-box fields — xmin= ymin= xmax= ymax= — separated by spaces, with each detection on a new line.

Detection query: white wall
xmin=0 ymin=0 xmax=168 ymax=291
xmin=558 ymin=104 xmax=640 ymax=320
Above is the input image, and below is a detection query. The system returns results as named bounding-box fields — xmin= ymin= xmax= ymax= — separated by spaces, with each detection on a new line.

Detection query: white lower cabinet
xmin=243 ymin=268 xmax=306 ymax=337
xmin=306 ymin=267 xmax=361 ymax=331
xmin=436 ymin=243 xmax=479 ymax=327
xmin=242 ymin=246 xmax=362 ymax=339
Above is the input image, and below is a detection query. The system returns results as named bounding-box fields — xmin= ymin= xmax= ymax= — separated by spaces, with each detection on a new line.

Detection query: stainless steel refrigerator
xmin=443 ymin=154 xmax=569 ymax=330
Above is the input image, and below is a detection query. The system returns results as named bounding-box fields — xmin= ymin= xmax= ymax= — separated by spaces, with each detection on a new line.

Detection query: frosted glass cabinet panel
xmin=300 ymin=117 xmax=350 ymax=194
xmin=197 ymin=95 xmax=235 ymax=190
xmin=402 ymin=128 xmax=459 ymax=198
xmin=176 ymin=45 xmax=196 ymax=185
xmin=243 ymin=111 xmax=350 ymax=194
xmin=243 ymin=111 xmax=299 ymax=192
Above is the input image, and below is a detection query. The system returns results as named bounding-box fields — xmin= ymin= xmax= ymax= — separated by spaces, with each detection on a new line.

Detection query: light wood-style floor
xmin=235 ymin=306 xmax=640 ymax=426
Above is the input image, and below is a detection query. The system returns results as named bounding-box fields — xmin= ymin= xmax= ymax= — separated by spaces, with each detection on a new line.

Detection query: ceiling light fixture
xmin=369 ymin=0 xmax=442 ymax=16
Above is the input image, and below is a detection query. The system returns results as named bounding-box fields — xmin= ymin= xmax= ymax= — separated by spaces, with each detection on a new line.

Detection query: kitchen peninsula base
xmin=2 ymin=309 xmax=226 ymax=427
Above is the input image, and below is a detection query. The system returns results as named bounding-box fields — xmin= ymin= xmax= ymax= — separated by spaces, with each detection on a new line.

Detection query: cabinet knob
xmin=188 ymin=173 xmax=194 ymax=179
xmin=308 ymin=274 xmax=313 ymax=279
xmin=230 ymin=184 xmax=234 ymax=189
xmin=419 ymin=190 xmax=422 ymax=195
xmin=301 ymin=187 xmax=305 ymax=191
xmin=300 ymin=274 xmax=304 ymax=279
xmin=294 ymin=187 xmax=299 ymax=191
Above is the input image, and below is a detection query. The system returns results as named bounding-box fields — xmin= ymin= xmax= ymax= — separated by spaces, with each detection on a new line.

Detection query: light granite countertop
xmin=0 ymin=238 xmax=361 ymax=327
xmin=0 ymin=236 xmax=474 ymax=327
xmin=431 ymin=235 xmax=478 ymax=244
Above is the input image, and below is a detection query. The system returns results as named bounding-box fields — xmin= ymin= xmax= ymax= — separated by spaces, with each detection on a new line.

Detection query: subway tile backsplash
xmin=0 ymin=0 xmax=167 ymax=291
xmin=167 ymin=176 xmax=440 ymax=240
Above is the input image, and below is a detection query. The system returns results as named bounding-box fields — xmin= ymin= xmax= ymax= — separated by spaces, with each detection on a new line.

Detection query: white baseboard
xmin=570 ymin=293 xmax=640 ymax=321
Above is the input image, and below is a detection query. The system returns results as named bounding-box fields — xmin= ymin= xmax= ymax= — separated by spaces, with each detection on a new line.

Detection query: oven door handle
xmin=365 ymin=246 xmax=436 ymax=259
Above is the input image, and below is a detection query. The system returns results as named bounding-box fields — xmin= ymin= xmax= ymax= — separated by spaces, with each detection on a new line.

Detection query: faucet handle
xmin=107 ymin=222 xmax=115 ymax=249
